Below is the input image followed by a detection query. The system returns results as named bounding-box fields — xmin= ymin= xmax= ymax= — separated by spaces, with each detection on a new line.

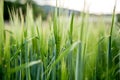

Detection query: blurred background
xmin=4 ymin=0 xmax=120 ymax=23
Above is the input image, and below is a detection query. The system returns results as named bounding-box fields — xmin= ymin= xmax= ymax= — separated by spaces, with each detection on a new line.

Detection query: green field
xmin=0 ymin=1 xmax=120 ymax=80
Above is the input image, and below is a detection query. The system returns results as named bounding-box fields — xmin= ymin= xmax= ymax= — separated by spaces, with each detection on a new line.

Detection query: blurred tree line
xmin=4 ymin=0 xmax=47 ymax=21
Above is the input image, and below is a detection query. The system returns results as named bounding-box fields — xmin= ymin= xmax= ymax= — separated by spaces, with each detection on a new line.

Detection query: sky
xmin=33 ymin=0 xmax=120 ymax=14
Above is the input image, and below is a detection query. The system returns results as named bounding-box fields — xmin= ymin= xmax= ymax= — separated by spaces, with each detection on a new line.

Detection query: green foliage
xmin=1 ymin=2 xmax=120 ymax=80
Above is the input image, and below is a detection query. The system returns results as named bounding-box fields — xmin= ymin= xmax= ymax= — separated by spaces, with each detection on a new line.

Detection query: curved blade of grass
xmin=4 ymin=29 xmax=13 ymax=34
xmin=10 ymin=60 xmax=41 ymax=73
xmin=44 ymin=41 xmax=80 ymax=74
xmin=10 ymin=35 xmax=38 ymax=62
xmin=9 ymin=49 xmax=21 ymax=62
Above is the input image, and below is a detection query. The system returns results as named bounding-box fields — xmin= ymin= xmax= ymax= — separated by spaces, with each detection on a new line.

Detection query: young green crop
xmin=1 ymin=1 xmax=120 ymax=80
xmin=0 ymin=0 xmax=4 ymax=65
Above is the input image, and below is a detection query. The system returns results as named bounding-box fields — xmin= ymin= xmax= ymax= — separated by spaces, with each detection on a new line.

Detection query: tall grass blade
xmin=75 ymin=42 xmax=82 ymax=80
xmin=76 ymin=1 xmax=86 ymax=80
xmin=67 ymin=13 xmax=74 ymax=80
xmin=69 ymin=13 xmax=74 ymax=44
xmin=107 ymin=0 xmax=117 ymax=79
xmin=0 ymin=1 xmax=4 ymax=79
xmin=0 ymin=0 xmax=4 ymax=64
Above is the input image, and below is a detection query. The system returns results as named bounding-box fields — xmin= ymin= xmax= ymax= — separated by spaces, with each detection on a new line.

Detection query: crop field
xmin=0 ymin=1 xmax=120 ymax=80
